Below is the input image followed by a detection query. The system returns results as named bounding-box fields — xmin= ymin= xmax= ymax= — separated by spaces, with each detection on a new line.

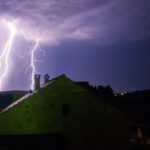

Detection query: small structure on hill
xmin=44 ymin=74 xmax=50 ymax=83
xmin=34 ymin=74 xmax=41 ymax=90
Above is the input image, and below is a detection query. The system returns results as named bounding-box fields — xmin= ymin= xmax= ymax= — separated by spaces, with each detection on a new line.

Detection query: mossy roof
xmin=0 ymin=75 xmax=130 ymax=135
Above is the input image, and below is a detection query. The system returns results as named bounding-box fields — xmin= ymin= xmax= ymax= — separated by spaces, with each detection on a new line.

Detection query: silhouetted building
xmin=0 ymin=75 xmax=131 ymax=150
xmin=97 ymin=85 xmax=113 ymax=97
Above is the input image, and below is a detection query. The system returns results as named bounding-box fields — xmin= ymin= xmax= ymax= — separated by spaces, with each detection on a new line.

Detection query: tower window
xmin=62 ymin=104 xmax=69 ymax=116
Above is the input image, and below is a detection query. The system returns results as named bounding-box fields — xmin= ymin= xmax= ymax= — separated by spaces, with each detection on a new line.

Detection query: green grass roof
xmin=0 ymin=75 xmax=130 ymax=135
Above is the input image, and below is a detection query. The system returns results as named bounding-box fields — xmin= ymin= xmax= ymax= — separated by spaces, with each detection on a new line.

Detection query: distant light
xmin=121 ymin=92 xmax=124 ymax=96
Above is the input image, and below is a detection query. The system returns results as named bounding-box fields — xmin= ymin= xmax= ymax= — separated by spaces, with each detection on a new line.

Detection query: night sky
xmin=0 ymin=0 xmax=150 ymax=92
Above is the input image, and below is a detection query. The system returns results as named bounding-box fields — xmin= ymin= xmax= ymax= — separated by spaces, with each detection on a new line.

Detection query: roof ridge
xmin=0 ymin=91 xmax=38 ymax=113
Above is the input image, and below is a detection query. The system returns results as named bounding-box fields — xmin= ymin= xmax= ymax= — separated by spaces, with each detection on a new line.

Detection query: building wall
xmin=0 ymin=76 xmax=131 ymax=150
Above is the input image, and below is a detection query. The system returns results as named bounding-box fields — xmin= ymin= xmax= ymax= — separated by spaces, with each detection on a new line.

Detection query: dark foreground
xmin=0 ymin=134 xmax=65 ymax=150
xmin=0 ymin=133 xmax=149 ymax=150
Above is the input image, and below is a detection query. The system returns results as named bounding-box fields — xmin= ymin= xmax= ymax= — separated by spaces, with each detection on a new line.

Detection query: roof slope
xmin=0 ymin=75 xmax=129 ymax=135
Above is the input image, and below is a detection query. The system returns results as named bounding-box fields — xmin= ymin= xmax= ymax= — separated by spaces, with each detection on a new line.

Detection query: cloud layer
xmin=0 ymin=0 xmax=149 ymax=45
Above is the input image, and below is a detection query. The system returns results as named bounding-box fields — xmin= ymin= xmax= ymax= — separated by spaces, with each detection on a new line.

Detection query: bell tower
xmin=44 ymin=74 xmax=50 ymax=83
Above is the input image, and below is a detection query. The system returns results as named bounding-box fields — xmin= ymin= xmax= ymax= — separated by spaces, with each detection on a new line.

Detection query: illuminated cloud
xmin=0 ymin=0 xmax=149 ymax=45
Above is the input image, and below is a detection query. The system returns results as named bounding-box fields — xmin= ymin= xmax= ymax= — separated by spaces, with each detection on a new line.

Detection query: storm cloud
xmin=0 ymin=0 xmax=149 ymax=45
xmin=0 ymin=0 xmax=150 ymax=91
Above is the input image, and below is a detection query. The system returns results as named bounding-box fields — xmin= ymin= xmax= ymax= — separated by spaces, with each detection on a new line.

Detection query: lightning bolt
xmin=30 ymin=41 xmax=39 ymax=90
xmin=0 ymin=19 xmax=43 ymax=91
xmin=0 ymin=21 xmax=17 ymax=90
